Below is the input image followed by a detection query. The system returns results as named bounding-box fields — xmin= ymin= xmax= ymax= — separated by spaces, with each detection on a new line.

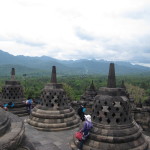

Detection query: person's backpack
xmin=82 ymin=108 xmax=86 ymax=113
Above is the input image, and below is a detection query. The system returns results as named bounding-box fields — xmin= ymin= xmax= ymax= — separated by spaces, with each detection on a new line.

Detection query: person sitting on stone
xmin=77 ymin=114 xmax=93 ymax=150
xmin=78 ymin=104 xmax=86 ymax=121
xmin=7 ymin=102 xmax=15 ymax=108
xmin=3 ymin=103 xmax=8 ymax=111
xmin=26 ymin=97 xmax=33 ymax=114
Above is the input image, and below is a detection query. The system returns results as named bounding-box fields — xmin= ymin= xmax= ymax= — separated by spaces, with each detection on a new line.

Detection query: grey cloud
xmin=131 ymin=56 xmax=150 ymax=63
xmin=74 ymin=30 xmax=150 ymax=63
xmin=142 ymin=48 xmax=150 ymax=53
xmin=0 ymin=35 xmax=46 ymax=47
xmin=14 ymin=37 xmax=46 ymax=47
xmin=123 ymin=5 xmax=150 ymax=20
xmin=75 ymin=27 xmax=94 ymax=41
xmin=0 ymin=36 xmax=10 ymax=42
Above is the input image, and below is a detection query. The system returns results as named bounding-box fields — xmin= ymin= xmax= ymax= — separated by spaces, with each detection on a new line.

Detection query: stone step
xmin=9 ymin=108 xmax=27 ymax=112
xmin=18 ymin=113 xmax=29 ymax=117
xmin=8 ymin=103 xmax=26 ymax=108
xmin=10 ymin=109 xmax=27 ymax=114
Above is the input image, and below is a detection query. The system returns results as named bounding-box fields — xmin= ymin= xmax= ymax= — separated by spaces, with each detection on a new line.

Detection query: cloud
xmin=123 ymin=5 xmax=150 ymax=20
xmin=75 ymin=27 xmax=94 ymax=41
xmin=0 ymin=35 xmax=46 ymax=47
xmin=0 ymin=0 xmax=150 ymax=67
xmin=14 ymin=36 xmax=46 ymax=47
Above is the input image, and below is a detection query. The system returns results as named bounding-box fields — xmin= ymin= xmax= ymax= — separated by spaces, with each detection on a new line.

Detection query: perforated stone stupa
xmin=71 ymin=63 xmax=149 ymax=150
xmin=133 ymin=97 xmax=150 ymax=132
xmin=80 ymin=80 xmax=97 ymax=102
xmin=27 ymin=66 xmax=80 ymax=131
xmin=0 ymin=109 xmax=25 ymax=149
xmin=0 ymin=108 xmax=35 ymax=150
xmin=71 ymin=80 xmax=97 ymax=113
xmin=0 ymin=68 xmax=28 ymax=116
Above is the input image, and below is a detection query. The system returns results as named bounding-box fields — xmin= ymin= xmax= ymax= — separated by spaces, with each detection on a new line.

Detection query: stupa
xmin=71 ymin=63 xmax=149 ymax=150
xmin=0 ymin=107 xmax=35 ymax=150
xmin=120 ymin=80 xmax=134 ymax=106
xmin=73 ymin=80 xmax=97 ymax=114
xmin=133 ymin=97 xmax=150 ymax=132
xmin=0 ymin=68 xmax=28 ymax=116
xmin=80 ymin=80 xmax=97 ymax=102
xmin=27 ymin=66 xmax=80 ymax=131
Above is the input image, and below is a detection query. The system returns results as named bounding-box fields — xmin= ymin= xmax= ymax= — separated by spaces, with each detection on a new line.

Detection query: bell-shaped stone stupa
xmin=133 ymin=97 xmax=150 ymax=132
xmin=80 ymin=80 xmax=97 ymax=102
xmin=71 ymin=80 xmax=97 ymax=113
xmin=0 ymin=108 xmax=35 ymax=150
xmin=27 ymin=66 xmax=80 ymax=131
xmin=0 ymin=68 xmax=28 ymax=116
xmin=71 ymin=63 xmax=149 ymax=150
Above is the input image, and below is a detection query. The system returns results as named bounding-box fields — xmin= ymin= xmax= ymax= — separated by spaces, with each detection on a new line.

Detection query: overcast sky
xmin=0 ymin=0 xmax=150 ymax=66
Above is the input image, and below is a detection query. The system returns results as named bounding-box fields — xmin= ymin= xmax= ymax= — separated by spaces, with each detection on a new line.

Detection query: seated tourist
xmin=77 ymin=115 xmax=93 ymax=150
xmin=7 ymin=102 xmax=15 ymax=108
xmin=3 ymin=103 xmax=8 ymax=111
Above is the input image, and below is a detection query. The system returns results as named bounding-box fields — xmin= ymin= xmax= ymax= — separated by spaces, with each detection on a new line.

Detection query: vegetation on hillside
xmin=0 ymin=75 xmax=149 ymax=103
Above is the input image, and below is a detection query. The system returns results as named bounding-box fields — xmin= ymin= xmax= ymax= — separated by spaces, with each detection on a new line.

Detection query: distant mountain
xmin=0 ymin=50 xmax=150 ymax=76
xmin=0 ymin=64 xmax=43 ymax=77
xmin=60 ymin=59 xmax=150 ymax=75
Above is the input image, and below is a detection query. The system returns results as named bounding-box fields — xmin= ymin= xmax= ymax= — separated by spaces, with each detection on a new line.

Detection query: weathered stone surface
xmin=71 ymin=63 xmax=149 ymax=150
xmin=133 ymin=97 xmax=150 ymax=132
xmin=0 ymin=108 xmax=35 ymax=150
xmin=0 ymin=108 xmax=25 ymax=150
xmin=80 ymin=80 xmax=97 ymax=103
xmin=107 ymin=63 xmax=116 ymax=88
xmin=28 ymin=66 xmax=80 ymax=131
xmin=15 ymin=116 xmax=150 ymax=150
xmin=0 ymin=68 xmax=28 ymax=116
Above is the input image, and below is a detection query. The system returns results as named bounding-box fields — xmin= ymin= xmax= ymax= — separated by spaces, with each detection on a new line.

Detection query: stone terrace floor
xmin=21 ymin=116 xmax=78 ymax=150
xmin=21 ymin=116 xmax=150 ymax=150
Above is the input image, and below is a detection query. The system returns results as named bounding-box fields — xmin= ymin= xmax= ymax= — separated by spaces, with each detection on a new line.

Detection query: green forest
xmin=0 ymin=74 xmax=150 ymax=104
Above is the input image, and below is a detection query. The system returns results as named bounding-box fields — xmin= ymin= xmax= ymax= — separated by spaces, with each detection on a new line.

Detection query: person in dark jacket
xmin=77 ymin=115 xmax=93 ymax=150
xmin=78 ymin=104 xmax=86 ymax=121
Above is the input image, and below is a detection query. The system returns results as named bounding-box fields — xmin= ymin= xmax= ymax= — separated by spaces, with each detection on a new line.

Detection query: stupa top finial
xmin=107 ymin=63 xmax=116 ymax=88
xmin=89 ymin=80 xmax=95 ymax=90
xmin=51 ymin=66 xmax=57 ymax=83
xmin=121 ymin=80 xmax=126 ymax=89
xmin=11 ymin=68 xmax=15 ymax=80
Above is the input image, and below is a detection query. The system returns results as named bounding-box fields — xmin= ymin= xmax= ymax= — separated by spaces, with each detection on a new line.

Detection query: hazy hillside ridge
xmin=0 ymin=50 xmax=150 ymax=76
